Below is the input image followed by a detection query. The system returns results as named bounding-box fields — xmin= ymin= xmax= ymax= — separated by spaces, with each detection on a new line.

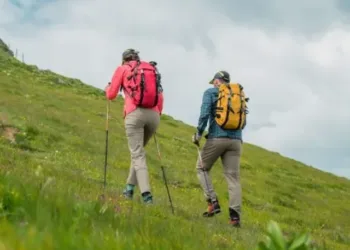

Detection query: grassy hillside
xmin=1 ymin=40 xmax=350 ymax=250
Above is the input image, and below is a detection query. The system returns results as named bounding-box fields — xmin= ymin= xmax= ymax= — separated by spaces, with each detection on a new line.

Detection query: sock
xmin=126 ymin=184 xmax=135 ymax=191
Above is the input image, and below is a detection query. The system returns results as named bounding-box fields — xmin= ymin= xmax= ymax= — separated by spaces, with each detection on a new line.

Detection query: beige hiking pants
xmin=124 ymin=107 xmax=160 ymax=194
xmin=196 ymin=138 xmax=242 ymax=215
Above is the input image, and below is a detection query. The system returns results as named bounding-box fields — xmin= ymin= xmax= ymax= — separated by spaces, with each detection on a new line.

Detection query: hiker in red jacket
xmin=105 ymin=49 xmax=164 ymax=204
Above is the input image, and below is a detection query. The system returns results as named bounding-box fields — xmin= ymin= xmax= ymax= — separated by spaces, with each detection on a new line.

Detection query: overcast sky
xmin=1 ymin=0 xmax=349 ymax=179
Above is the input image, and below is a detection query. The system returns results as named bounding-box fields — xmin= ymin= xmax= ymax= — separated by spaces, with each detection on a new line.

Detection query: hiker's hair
xmin=124 ymin=53 xmax=140 ymax=62
xmin=220 ymin=76 xmax=230 ymax=83
xmin=122 ymin=54 xmax=140 ymax=65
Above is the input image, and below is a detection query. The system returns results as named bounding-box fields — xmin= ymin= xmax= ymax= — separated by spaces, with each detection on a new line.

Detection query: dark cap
xmin=209 ymin=70 xmax=230 ymax=84
xmin=122 ymin=48 xmax=139 ymax=61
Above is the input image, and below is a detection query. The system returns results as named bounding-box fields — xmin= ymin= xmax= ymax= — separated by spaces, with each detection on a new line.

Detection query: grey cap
xmin=209 ymin=70 xmax=230 ymax=84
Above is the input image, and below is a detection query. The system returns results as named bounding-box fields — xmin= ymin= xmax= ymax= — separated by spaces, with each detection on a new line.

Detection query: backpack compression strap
xmin=119 ymin=61 xmax=140 ymax=96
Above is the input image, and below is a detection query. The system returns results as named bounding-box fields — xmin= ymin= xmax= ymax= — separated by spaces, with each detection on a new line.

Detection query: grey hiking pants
xmin=124 ymin=107 xmax=160 ymax=194
xmin=196 ymin=138 xmax=242 ymax=215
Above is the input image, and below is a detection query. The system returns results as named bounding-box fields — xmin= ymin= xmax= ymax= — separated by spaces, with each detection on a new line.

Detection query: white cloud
xmin=1 ymin=0 xmax=350 ymax=178
xmin=0 ymin=0 xmax=5 ymax=10
xmin=0 ymin=1 xmax=20 ymax=25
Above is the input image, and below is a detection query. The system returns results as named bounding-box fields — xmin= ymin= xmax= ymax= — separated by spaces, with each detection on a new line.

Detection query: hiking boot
xmin=229 ymin=208 xmax=241 ymax=228
xmin=141 ymin=191 xmax=153 ymax=205
xmin=202 ymin=198 xmax=221 ymax=217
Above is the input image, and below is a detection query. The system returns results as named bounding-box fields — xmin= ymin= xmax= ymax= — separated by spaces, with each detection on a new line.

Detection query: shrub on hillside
xmin=258 ymin=221 xmax=316 ymax=250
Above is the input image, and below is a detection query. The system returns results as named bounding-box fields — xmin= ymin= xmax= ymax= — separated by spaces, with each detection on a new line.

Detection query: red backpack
xmin=123 ymin=60 xmax=162 ymax=108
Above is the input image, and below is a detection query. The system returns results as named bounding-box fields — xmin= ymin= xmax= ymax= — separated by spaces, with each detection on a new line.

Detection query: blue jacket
xmin=196 ymin=87 xmax=244 ymax=141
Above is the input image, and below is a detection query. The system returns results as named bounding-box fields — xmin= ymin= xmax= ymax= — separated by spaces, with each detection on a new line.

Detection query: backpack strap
xmin=153 ymin=63 xmax=163 ymax=106
xmin=138 ymin=68 xmax=145 ymax=105
xmin=126 ymin=60 xmax=141 ymax=81
xmin=120 ymin=61 xmax=141 ymax=97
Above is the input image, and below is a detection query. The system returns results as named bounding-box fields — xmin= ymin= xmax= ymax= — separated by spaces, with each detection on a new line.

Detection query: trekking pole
xmin=154 ymin=133 xmax=175 ymax=214
xmin=103 ymin=84 xmax=111 ymax=189
xmin=195 ymin=143 xmax=211 ymax=198
xmin=195 ymin=142 xmax=219 ymax=219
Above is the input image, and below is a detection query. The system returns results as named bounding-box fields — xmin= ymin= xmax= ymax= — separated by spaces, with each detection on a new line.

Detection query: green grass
xmin=0 ymin=40 xmax=350 ymax=250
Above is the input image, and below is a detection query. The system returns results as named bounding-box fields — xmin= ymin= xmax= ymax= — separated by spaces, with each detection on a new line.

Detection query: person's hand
xmin=192 ymin=132 xmax=201 ymax=146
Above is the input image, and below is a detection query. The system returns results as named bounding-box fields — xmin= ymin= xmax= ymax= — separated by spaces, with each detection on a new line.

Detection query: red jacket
xmin=105 ymin=60 xmax=164 ymax=118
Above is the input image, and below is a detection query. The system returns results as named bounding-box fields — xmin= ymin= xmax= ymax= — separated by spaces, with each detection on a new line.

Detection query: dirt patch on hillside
xmin=0 ymin=115 xmax=19 ymax=143
xmin=1 ymin=126 xmax=19 ymax=143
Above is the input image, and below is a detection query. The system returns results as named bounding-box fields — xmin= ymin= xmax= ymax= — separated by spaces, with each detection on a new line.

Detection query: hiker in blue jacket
xmin=192 ymin=70 xmax=246 ymax=227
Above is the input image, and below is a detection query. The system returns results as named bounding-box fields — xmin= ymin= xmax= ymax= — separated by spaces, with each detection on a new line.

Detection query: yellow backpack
xmin=215 ymin=83 xmax=249 ymax=130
